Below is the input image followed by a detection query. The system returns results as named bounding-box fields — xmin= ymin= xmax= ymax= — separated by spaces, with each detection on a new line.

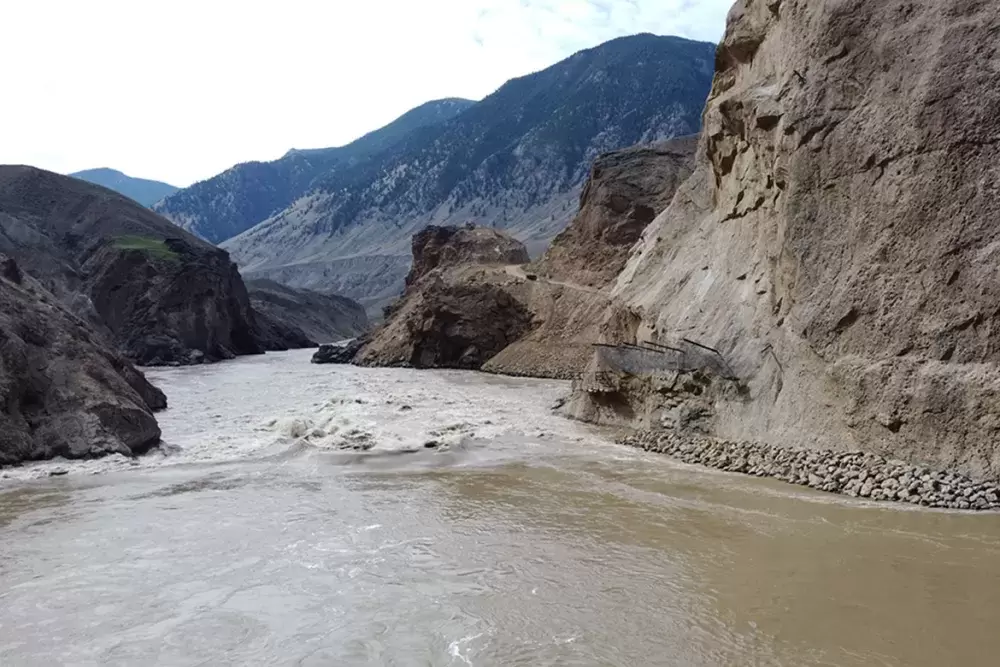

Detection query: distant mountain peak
xmin=154 ymin=98 xmax=476 ymax=244
xmin=69 ymin=168 xmax=178 ymax=208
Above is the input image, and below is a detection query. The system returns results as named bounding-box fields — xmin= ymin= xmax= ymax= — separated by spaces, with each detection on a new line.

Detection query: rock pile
xmin=620 ymin=431 xmax=1000 ymax=511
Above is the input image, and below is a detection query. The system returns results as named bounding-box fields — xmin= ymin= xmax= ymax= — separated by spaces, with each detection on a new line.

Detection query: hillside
xmin=0 ymin=166 xmax=309 ymax=364
xmin=153 ymin=98 xmax=475 ymax=244
xmin=222 ymin=34 xmax=715 ymax=310
xmin=69 ymin=168 xmax=178 ymax=207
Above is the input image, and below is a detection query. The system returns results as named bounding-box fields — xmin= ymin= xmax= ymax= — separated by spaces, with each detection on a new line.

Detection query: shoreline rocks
xmin=620 ymin=430 xmax=1000 ymax=511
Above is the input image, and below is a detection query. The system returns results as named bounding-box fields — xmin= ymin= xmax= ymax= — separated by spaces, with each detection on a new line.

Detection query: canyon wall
xmin=572 ymin=0 xmax=1000 ymax=479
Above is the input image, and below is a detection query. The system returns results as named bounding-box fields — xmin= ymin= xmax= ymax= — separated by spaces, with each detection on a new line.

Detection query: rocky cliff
xmin=536 ymin=135 xmax=697 ymax=288
xmin=221 ymin=35 xmax=715 ymax=309
xmin=247 ymin=279 xmax=369 ymax=345
xmin=0 ymin=255 xmax=166 ymax=465
xmin=569 ymin=0 xmax=1000 ymax=481
xmin=0 ymin=166 xmax=306 ymax=365
xmin=355 ymin=226 xmax=533 ymax=368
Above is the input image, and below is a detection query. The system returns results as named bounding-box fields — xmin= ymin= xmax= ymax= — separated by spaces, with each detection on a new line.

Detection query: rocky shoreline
xmin=620 ymin=431 xmax=1000 ymax=511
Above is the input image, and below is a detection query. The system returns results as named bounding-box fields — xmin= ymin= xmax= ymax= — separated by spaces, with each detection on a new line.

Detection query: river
xmin=2 ymin=350 xmax=1000 ymax=666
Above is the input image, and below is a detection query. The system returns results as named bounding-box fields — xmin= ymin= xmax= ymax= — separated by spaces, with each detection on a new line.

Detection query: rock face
xmin=154 ymin=99 xmax=476 ymax=244
xmin=356 ymin=226 xmax=534 ymax=369
xmin=0 ymin=255 xmax=165 ymax=465
xmin=220 ymin=35 xmax=715 ymax=309
xmin=247 ymin=279 xmax=369 ymax=346
xmin=69 ymin=168 xmax=178 ymax=208
xmin=537 ymin=135 xmax=697 ymax=288
xmin=312 ymin=337 xmax=368 ymax=365
xmin=0 ymin=165 xmax=303 ymax=365
xmin=570 ymin=0 xmax=1000 ymax=481
xmin=406 ymin=225 xmax=530 ymax=286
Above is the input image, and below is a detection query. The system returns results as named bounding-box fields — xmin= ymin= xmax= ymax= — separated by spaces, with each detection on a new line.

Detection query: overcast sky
xmin=0 ymin=0 xmax=731 ymax=187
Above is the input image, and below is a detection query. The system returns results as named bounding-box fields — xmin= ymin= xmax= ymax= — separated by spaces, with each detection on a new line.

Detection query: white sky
xmin=0 ymin=0 xmax=731 ymax=187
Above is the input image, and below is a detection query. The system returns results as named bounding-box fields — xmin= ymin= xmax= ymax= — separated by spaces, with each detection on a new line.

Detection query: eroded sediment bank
xmin=620 ymin=431 xmax=1000 ymax=511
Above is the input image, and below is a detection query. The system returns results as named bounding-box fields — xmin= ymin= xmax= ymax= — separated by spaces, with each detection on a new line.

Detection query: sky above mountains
xmin=0 ymin=0 xmax=731 ymax=187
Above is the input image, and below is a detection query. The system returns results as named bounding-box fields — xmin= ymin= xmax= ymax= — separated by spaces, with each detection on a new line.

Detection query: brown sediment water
xmin=2 ymin=349 xmax=999 ymax=666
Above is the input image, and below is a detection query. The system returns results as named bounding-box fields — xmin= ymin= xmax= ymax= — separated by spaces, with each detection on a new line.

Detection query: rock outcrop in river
xmin=0 ymin=255 xmax=165 ymax=465
xmin=0 ymin=166 xmax=311 ymax=365
xmin=569 ymin=0 xmax=1000 ymax=482
xmin=356 ymin=226 xmax=533 ymax=368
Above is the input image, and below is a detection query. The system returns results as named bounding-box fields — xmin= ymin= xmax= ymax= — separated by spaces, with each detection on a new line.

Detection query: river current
xmin=2 ymin=350 xmax=1000 ymax=666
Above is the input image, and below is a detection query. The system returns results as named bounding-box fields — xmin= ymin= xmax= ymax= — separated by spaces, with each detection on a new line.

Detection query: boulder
xmin=0 ymin=255 xmax=165 ymax=464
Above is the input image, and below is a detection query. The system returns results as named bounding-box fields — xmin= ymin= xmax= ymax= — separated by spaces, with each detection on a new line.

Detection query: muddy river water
xmin=2 ymin=350 xmax=1000 ymax=666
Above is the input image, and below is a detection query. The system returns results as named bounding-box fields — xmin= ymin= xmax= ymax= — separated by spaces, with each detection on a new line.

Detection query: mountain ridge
xmin=69 ymin=167 xmax=178 ymax=207
xmin=153 ymin=98 xmax=476 ymax=244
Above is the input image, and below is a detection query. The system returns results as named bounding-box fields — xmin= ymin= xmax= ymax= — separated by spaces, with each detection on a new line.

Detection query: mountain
xmin=0 ymin=166 xmax=309 ymax=365
xmin=153 ymin=98 xmax=476 ymax=244
xmin=221 ymin=34 xmax=715 ymax=310
xmin=69 ymin=168 xmax=178 ymax=207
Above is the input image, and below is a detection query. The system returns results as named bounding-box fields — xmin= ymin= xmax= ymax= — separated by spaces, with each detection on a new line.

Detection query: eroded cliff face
xmin=574 ymin=0 xmax=1000 ymax=479
xmin=538 ymin=135 xmax=697 ymax=288
xmin=405 ymin=226 xmax=530 ymax=287
xmin=0 ymin=255 xmax=165 ymax=465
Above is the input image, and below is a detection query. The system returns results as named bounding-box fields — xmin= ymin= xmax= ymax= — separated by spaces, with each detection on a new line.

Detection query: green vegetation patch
xmin=112 ymin=235 xmax=180 ymax=261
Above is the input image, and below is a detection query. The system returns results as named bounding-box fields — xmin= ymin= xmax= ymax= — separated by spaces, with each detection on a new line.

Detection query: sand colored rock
xmin=571 ymin=0 xmax=1000 ymax=480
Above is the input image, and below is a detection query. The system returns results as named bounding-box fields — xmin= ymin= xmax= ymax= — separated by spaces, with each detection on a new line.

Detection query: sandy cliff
xmin=570 ymin=0 xmax=1000 ymax=480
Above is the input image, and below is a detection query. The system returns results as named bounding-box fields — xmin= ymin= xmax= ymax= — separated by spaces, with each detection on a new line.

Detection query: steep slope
xmin=569 ymin=0 xmax=1000 ymax=481
xmin=0 ymin=166 xmax=303 ymax=364
xmin=246 ymin=279 xmax=368 ymax=345
xmin=153 ymin=98 xmax=475 ymax=244
xmin=70 ymin=168 xmax=178 ymax=207
xmin=0 ymin=255 xmax=166 ymax=465
xmin=224 ymin=34 xmax=715 ymax=309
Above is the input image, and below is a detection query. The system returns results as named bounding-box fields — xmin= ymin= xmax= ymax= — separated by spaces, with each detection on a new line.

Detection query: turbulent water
xmin=3 ymin=350 xmax=1000 ymax=666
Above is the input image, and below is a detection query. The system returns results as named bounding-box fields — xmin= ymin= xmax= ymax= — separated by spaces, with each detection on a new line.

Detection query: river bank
xmin=621 ymin=430 xmax=1000 ymax=511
